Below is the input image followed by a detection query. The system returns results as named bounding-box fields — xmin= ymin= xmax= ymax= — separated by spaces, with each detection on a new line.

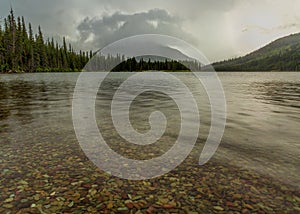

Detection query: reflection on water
xmin=0 ymin=73 xmax=78 ymax=133
xmin=0 ymin=72 xmax=299 ymax=212
xmin=0 ymin=72 xmax=299 ymax=187
xmin=252 ymin=81 xmax=300 ymax=109
xmin=219 ymin=72 xmax=300 ymax=187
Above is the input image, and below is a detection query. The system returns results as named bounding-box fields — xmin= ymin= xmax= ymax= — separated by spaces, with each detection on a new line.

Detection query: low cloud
xmin=242 ymin=23 xmax=299 ymax=34
xmin=76 ymin=9 xmax=197 ymax=51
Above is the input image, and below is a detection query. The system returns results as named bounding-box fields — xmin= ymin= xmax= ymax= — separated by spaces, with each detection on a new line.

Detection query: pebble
xmin=4 ymin=198 xmax=14 ymax=203
xmin=213 ymin=206 xmax=224 ymax=211
xmin=68 ymin=201 xmax=74 ymax=207
xmin=33 ymin=194 xmax=40 ymax=201
xmin=245 ymin=204 xmax=254 ymax=210
xmin=44 ymin=204 xmax=51 ymax=209
xmin=3 ymin=204 xmax=13 ymax=209
xmin=0 ymin=129 xmax=299 ymax=213
xmin=117 ymin=207 xmax=128 ymax=211
xmin=20 ymin=199 xmax=28 ymax=203
xmin=226 ymin=201 xmax=235 ymax=207
xmin=125 ymin=202 xmax=134 ymax=209
xmin=107 ymin=202 xmax=113 ymax=209
xmin=19 ymin=180 xmax=28 ymax=185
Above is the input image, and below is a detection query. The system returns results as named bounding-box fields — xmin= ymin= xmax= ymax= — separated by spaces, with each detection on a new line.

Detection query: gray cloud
xmin=76 ymin=9 xmax=197 ymax=51
xmin=1 ymin=0 xmax=300 ymax=62
xmin=242 ymin=23 xmax=299 ymax=34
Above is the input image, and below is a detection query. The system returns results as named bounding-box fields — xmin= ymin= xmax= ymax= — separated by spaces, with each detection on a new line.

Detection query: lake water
xmin=0 ymin=72 xmax=299 ymax=212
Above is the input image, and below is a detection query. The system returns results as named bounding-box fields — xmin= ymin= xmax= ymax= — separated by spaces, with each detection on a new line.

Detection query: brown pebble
xmin=245 ymin=204 xmax=254 ymax=210
xmin=162 ymin=204 xmax=174 ymax=209
xmin=242 ymin=208 xmax=250 ymax=214
xmin=146 ymin=206 xmax=156 ymax=214
xmin=126 ymin=202 xmax=134 ymax=209
xmin=226 ymin=201 xmax=235 ymax=207
xmin=121 ymin=193 xmax=129 ymax=199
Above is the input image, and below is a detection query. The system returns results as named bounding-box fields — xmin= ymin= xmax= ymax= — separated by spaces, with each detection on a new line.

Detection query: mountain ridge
xmin=212 ymin=32 xmax=300 ymax=71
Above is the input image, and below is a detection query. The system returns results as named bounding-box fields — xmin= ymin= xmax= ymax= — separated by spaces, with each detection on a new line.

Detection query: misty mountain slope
xmin=213 ymin=33 xmax=300 ymax=71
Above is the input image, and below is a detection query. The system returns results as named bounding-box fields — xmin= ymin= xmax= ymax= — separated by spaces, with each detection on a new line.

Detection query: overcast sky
xmin=1 ymin=0 xmax=300 ymax=62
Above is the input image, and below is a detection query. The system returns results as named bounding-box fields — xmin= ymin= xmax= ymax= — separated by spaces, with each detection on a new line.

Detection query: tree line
xmin=85 ymin=55 xmax=201 ymax=72
xmin=213 ymin=45 xmax=300 ymax=71
xmin=112 ymin=57 xmax=201 ymax=72
xmin=0 ymin=9 xmax=201 ymax=73
xmin=0 ymin=9 xmax=90 ymax=73
xmin=213 ymin=33 xmax=300 ymax=71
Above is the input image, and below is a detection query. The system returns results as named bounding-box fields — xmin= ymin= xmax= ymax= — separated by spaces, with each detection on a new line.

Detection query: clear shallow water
xmin=0 ymin=72 xmax=299 ymax=188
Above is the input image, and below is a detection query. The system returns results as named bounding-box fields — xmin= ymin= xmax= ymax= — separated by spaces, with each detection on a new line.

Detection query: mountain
xmin=148 ymin=45 xmax=198 ymax=62
xmin=134 ymin=47 xmax=195 ymax=62
xmin=212 ymin=33 xmax=300 ymax=71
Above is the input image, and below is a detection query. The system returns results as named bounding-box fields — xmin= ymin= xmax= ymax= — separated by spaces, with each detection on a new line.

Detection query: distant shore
xmin=1 ymin=70 xmax=299 ymax=74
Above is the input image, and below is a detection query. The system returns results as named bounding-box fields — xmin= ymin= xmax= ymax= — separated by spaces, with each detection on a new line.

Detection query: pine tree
xmin=0 ymin=8 xmax=195 ymax=73
xmin=0 ymin=9 xmax=92 ymax=73
xmin=0 ymin=24 xmax=3 ymax=66
xmin=36 ymin=26 xmax=48 ymax=69
xmin=8 ymin=8 xmax=17 ymax=70
xmin=28 ymin=23 xmax=35 ymax=71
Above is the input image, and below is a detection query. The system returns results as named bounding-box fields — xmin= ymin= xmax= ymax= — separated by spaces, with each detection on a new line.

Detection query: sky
xmin=1 ymin=0 xmax=300 ymax=62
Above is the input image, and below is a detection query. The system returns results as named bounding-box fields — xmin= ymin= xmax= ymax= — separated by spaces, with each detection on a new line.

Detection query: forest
xmin=88 ymin=55 xmax=201 ymax=72
xmin=0 ymin=9 xmax=200 ymax=73
xmin=0 ymin=9 xmax=92 ymax=73
xmin=112 ymin=57 xmax=197 ymax=72
xmin=212 ymin=32 xmax=300 ymax=71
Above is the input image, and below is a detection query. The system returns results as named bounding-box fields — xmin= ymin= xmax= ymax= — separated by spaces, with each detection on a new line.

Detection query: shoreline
xmin=1 ymin=70 xmax=299 ymax=74
xmin=0 ymin=71 xmax=299 ymax=213
xmin=0 ymin=141 xmax=299 ymax=213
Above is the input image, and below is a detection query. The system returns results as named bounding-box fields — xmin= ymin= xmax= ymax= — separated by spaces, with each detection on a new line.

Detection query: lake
xmin=0 ymin=72 xmax=299 ymax=213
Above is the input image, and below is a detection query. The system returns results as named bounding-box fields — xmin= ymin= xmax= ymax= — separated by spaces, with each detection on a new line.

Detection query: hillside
xmin=213 ymin=33 xmax=300 ymax=71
